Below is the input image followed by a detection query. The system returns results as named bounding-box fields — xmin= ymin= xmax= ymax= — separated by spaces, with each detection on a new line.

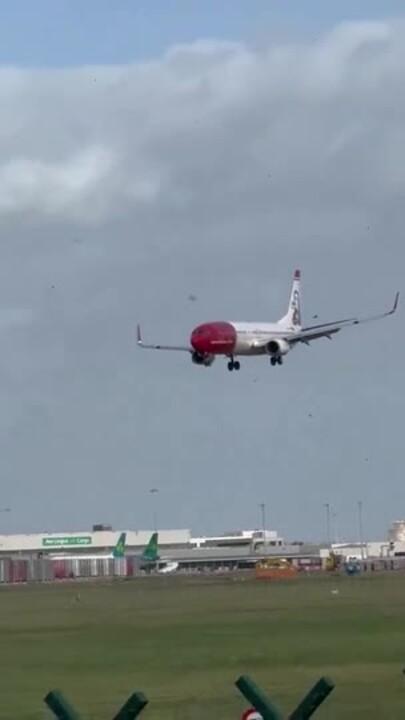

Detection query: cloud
xmin=0 ymin=20 xmax=402 ymax=226
xmin=0 ymin=20 xmax=404 ymax=538
xmin=0 ymin=146 xmax=114 ymax=218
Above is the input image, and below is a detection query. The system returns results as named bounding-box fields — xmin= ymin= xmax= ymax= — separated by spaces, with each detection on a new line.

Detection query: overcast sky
xmin=0 ymin=2 xmax=403 ymax=542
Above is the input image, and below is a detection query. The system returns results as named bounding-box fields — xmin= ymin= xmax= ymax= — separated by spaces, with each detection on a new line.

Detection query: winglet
xmin=136 ymin=324 xmax=143 ymax=346
xmin=391 ymin=291 xmax=400 ymax=315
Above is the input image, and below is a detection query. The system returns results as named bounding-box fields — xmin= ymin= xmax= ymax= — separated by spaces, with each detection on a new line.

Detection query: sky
xmin=0 ymin=2 xmax=404 ymax=542
xmin=0 ymin=0 xmax=405 ymax=66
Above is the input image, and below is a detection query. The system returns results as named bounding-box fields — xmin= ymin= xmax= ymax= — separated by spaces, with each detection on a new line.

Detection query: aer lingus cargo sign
xmin=42 ymin=536 xmax=92 ymax=547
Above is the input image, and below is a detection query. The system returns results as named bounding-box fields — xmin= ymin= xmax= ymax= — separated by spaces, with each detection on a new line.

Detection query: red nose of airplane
xmin=190 ymin=322 xmax=237 ymax=355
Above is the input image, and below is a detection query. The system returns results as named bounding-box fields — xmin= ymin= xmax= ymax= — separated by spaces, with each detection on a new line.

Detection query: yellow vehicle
xmin=255 ymin=557 xmax=297 ymax=580
xmin=325 ymin=552 xmax=341 ymax=571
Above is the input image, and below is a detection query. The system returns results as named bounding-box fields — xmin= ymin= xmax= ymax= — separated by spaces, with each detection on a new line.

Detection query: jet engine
xmin=266 ymin=339 xmax=290 ymax=357
xmin=191 ymin=351 xmax=215 ymax=367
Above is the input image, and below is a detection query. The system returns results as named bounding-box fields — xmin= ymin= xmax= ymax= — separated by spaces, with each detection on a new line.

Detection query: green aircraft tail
xmin=112 ymin=532 xmax=127 ymax=558
xmin=141 ymin=532 xmax=159 ymax=562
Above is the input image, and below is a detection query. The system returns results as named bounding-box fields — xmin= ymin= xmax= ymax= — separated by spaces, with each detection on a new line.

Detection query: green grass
xmin=1 ymin=572 xmax=405 ymax=718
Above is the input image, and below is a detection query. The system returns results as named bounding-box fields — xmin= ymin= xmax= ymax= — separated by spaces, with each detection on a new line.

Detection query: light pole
xmin=149 ymin=489 xmax=158 ymax=532
xmin=358 ymin=500 xmax=363 ymax=560
xmin=259 ymin=502 xmax=267 ymax=552
xmin=323 ymin=503 xmax=331 ymax=546
xmin=332 ymin=510 xmax=339 ymax=544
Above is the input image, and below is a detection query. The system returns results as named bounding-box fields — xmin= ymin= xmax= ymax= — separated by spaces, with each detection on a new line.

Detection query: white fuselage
xmin=232 ymin=322 xmax=297 ymax=356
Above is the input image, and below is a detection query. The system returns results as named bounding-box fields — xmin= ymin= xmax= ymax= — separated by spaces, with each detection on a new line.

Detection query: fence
xmin=0 ymin=557 xmax=136 ymax=584
xmin=1 ymin=555 xmax=405 ymax=585
xmin=42 ymin=674 xmax=335 ymax=719
xmin=0 ymin=557 xmax=54 ymax=583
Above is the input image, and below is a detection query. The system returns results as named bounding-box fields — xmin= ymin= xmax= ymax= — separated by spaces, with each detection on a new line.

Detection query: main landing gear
xmin=270 ymin=356 xmax=283 ymax=366
xmin=227 ymin=359 xmax=240 ymax=371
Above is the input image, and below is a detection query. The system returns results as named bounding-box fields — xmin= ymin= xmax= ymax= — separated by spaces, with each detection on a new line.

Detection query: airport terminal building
xmin=1 ymin=523 xmax=405 ymax=584
xmin=0 ymin=525 xmax=323 ymax=583
xmin=0 ymin=523 xmax=291 ymax=559
xmin=0 ymin=528 xmax=191 ymax=556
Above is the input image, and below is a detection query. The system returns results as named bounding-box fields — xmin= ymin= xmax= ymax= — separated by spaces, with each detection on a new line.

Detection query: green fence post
xmin=112 ymin=691 xmax=148 ymax=720
xmin=44 ymin=690 xmax=82 ymax=720
xmin=236 ymin=675 xmax=284 ymax=720
xmin=288 ymin=677 xmax=334 ymax=719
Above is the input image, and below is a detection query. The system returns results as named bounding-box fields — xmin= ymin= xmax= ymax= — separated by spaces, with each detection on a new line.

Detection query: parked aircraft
xmin=138 ymin=532 xmax=179 ymax=574
xmin=50 ymin=532 xmax=166 ymax=566
xmin=49 ymin=532 xmax=127 ymax=561
xmin=137 ymin=270 xmax=399 ymax=370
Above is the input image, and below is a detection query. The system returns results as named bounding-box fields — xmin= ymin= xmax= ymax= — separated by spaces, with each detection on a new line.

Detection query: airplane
xmin=139 ymin=531 xmax=159 ymax=569
xmin=50 ymin=532 xmax=166 ymax=566
xmin=138 ymin=532 xmax=179 ymax=574
xmin=137 ymin=270 xmax=399 ymax=371
xmin=50 ymin=532 xmax=128 ymax=561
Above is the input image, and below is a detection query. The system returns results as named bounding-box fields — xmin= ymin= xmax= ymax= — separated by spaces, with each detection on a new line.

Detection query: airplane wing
xmin=137 ymin=324 xmax=191 ymax=352
xmin=291 ymin=292 xmax=399 ymax=344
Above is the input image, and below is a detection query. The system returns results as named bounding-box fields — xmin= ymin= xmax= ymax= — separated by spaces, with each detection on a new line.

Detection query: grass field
xmin=1 ymin=572 xmax=405 ymax=719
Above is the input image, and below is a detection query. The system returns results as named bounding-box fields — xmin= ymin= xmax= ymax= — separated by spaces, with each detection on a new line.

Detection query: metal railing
xmin=43 ymin=674 xmax=334 ymax=719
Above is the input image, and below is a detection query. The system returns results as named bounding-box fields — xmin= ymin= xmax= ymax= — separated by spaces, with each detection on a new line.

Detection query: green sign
xmin=42 ymin=536 xmax=92 ymax=548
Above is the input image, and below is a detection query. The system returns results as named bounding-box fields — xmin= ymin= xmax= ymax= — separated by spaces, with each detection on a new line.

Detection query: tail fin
xmin=278 ymin=269 xmax=302 ymax=330
xmin=112 ymin=532 xmax=126 ymax=558
xmin=141 ymin=532 xmax=159 ymax=562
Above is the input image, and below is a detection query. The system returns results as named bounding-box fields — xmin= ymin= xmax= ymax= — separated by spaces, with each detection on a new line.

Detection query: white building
xmin=388 ymin=521 xmax=405 ymax=542
xmin=331 ymin=541 xmax=392 ymax=560
xmin=190 ymin=529 xmax=283 ymax=548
